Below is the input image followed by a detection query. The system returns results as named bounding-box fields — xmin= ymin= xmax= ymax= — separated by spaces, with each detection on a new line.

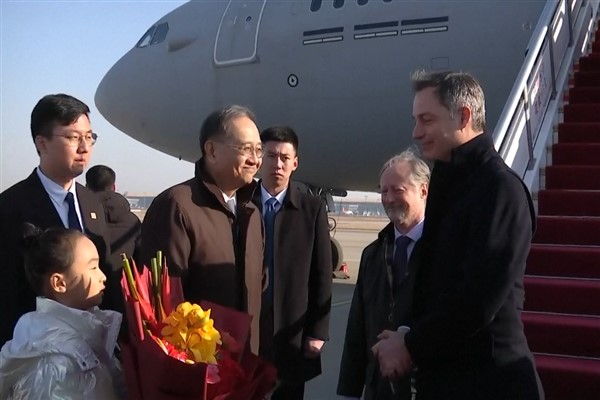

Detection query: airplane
xmin=95 ymin=0 xmax=547 ymax=195
xmin=95 ymin=0 xmax=547 ymax=267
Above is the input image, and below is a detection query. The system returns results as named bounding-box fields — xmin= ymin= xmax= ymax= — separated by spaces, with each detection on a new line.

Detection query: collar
xmin=36 ymin=297 xmax=121 ymax=358
xmin=194 ymin=158 xmax=258 ymax=212
xmin=36 ymin=166 xmax=77 ymax=203
xmin=446 ymin=132 xmax=494 ymax=168
xmin=260 ymin=183 xmax=288 ymax=208
xmin=394 ymin=218 xmax=424 ymax=242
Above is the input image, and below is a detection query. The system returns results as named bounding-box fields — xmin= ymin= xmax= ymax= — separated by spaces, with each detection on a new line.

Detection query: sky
xmin=1 ymin=0 xmax=196 ymax=194
xmin=0 ymin=0 xmax=380 ymax=202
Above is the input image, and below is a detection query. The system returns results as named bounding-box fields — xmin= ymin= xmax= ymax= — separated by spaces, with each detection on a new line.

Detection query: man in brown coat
xmin=140 ymin=105 xmax=265 ymax=354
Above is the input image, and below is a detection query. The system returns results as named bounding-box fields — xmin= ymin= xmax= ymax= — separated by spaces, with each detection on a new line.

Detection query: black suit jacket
xmin=404 ymin=134 xmax=543 ymax=400
xmin=338 ymin=222 xmax=421 ymax=400
xmin=253 ymin=181 xmax=332 ymax=383
xmin=0 ymin=170 xmax=116 ymax=346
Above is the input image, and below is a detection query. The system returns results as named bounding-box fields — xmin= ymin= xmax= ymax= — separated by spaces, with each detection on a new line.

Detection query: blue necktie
xmin=393 ymin=236 xmax=412 ymax=289
xmin=264 ymin=198 xmax=278 ymax=302
xmin=65 ymin=192 xmax=82 ymax=232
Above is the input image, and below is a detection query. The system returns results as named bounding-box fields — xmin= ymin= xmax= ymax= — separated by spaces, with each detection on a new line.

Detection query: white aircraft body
xmin=96 ymin=0 xmax=547 ymax=195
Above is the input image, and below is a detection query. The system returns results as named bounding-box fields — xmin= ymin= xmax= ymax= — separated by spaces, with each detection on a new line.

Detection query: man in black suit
xmin=372 ymin=71 xmax=543 ymax=399
xmin=0 ymin=94 xmax=114 ymax=347
xmin=338 ymin=150 xmax=429 ymax=400
xmin=254 ymin=125 xmax=332 ymax=400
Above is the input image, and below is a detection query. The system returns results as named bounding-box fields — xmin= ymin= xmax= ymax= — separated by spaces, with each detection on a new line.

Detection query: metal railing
xmin=493 ymin=0 xmax=598 ymax=188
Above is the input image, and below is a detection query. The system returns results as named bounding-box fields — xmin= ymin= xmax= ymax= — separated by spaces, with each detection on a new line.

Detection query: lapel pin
xmin=90 ymin=212 xmax=97 ymax=220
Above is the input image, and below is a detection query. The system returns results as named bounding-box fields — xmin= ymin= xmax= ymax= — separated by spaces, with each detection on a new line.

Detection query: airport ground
xmin=133 ymin=212 xmax=388 ymax=399
xmin=306 ymin=218 xmax=387 ymax=399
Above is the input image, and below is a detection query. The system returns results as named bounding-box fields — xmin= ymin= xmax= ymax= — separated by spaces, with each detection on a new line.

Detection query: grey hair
xmin=411 ymin=70 xmax=486 ymax=132
xmin=199 ymin=105 xmax=258 ymax=156
xmin=380 ymin=147 xmax=431 ymax=187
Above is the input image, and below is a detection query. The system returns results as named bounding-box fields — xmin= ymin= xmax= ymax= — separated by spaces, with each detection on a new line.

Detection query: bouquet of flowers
xmin=119 ymin=252 xmax=276 ymax=400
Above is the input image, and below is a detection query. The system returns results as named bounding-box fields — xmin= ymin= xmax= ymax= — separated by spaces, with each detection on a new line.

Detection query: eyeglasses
xmin=218 ymin=142 xmax=264 ymax=158
xmin=54 ymin=133 xmax=98 ymax=147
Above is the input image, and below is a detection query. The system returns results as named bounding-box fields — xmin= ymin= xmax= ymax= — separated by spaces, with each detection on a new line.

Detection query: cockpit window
xmin=383 ymin=0 xmax=392 ymax=2
xmin=151 ymin=23 xmax=169 ymax=45
xmin=334 ymin=0 xmax=345 ymax=8
xmin=136 ymin=26 xmax=156 ymax=48
xmin=358 ymin=0 xmax=368 ymax=5
xmin=310 ymin=0 xmax=322 ymax=12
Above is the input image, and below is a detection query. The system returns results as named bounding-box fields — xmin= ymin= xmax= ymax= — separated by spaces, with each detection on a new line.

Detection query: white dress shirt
xmin=36 ymin=167 xmax=83 ymax=230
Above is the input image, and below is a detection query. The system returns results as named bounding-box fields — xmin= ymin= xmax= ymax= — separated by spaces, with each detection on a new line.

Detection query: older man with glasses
xmin=0 ymin=93 xmax=116 ymax=347
xmin=140 ymin=105 xmax=266 ymax=355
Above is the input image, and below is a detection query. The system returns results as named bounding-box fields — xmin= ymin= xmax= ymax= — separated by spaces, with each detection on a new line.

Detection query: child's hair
xmin=20 ymin=223 xmax=86 ymax=295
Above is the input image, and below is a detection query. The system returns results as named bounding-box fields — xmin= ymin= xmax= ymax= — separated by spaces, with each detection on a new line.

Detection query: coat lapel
xmin=24 ymin=171 xmax=63 ymax=228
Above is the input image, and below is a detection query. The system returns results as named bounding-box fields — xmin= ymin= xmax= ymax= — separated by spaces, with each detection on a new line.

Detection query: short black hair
xmin=260 ymin=125 xmax=299 ymax=153
xmin=199 ymin=105 xmax=257 ymax=157
xmin=30 ymin=94 xmax=90 ymax=141
xmin=20 ymin=223 xmax=85 ymax=296
xmin=86 ymin=165 xmax=116 ymax=192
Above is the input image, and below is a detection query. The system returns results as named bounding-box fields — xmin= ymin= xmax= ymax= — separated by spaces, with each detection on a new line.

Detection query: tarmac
xmin=306 ymin=220 xmax=386 ymax=399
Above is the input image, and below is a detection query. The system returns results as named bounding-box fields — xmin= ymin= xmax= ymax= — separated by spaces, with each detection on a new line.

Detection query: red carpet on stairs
xmin=522 ymin=44 xmax=600 ymax=400
xmin=527 ymin=244 xmax=600 ymax=279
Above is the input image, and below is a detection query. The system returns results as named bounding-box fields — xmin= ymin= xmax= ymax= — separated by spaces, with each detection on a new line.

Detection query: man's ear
xmin=34 ymin=135 xmax=47 ymax=155
xmin=49 ymin=272 xmax=68 ymax=294
xmin=420 ymin=183 xmax=429 ymax=199
xmin=458 ymin=106 xmax=472 ymax=130
xmin=204 ymin=141 xmax=217 ymax=163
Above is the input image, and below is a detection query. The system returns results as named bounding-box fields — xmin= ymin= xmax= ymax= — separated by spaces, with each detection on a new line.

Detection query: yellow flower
xmin=161 ymin=302 xmax=222 ymax=364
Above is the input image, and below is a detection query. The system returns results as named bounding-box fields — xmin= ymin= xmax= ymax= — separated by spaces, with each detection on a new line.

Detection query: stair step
xmin=577 ymin=55 xmax=600 ymax=72
xmin=524 ymin=276 xmax=600 ymax=316
xmin=527 ymin=244 xmax=600 ymax=279
xmin=545 ymin=166 xmax=600 ymax=190
xmin=573 ymin=71 xmax=600 ymax=87
xmin=534 ymin=353 xmax=600 ymax=400
xmin=533 ymin=216 xmax=600 ymax=245
xmin=564 ymin=104 xmax=600 ymax=122
xmin=552 ymin=143 xmax=600 ymax=165
xmin=557 ymin=123 xmax=600 ymax=143
xmin=538 ymin=190 xmax=600 ymax=216
xmin=567 ymin=86 xmax=600 ymax=103
xmin=523 ymin=312 xmax=600 ymax=358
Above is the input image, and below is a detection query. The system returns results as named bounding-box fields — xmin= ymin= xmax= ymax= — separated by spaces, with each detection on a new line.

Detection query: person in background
xmin=254 ymin=125 xmax=332 ymax=400
xmin=86 ymin=164 xmax=141 ymax=268
xmin=338 ymin=149 xmax=429 ymax=400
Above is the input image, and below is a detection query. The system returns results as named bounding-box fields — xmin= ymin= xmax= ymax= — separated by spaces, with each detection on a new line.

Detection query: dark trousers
xmin=272 ymin=381 xmax=305 ymax=400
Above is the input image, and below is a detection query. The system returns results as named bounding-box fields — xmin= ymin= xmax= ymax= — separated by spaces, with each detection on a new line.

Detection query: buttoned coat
xmin=140 ymin=160 xmax=265 ymax=354
xmin=253 ymin=181 xmax=332 ymax=383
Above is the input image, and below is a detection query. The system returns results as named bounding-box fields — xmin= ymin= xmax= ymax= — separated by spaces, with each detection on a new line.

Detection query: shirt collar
xmin=395 ymin=218 xmax=424 ymax=242
xmin=36 ymin=166 xmax=76 ymax=202
xmin=260 ymin=183 xmax=287 ymax=208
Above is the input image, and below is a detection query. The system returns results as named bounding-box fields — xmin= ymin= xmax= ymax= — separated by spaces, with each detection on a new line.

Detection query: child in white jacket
xmin=0 ymin=224 xmax=125 ymax=399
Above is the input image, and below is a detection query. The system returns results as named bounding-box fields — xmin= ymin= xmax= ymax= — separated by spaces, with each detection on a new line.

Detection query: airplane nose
xmin=95 ymin=1 xmax=226 ymax=162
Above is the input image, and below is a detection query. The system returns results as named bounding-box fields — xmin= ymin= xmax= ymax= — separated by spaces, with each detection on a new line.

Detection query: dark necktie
xmin=393 ymin=236 xmax=412 ymax=289
xmin=65 ymin=192 xmax=82 ymax=232
xmin=264 ymin=198 xmax=279 ymax=302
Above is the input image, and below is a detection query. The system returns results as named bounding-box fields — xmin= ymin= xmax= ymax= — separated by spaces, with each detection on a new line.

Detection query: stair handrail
xmin=492 ymin=0 xmax=597 ymax=188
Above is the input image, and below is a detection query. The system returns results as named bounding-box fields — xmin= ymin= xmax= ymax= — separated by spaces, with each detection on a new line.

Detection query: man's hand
xmin=371 ymin=329 xmax=413 ymax=379
xmin=304 ymin=337 xmax=325 ymax=358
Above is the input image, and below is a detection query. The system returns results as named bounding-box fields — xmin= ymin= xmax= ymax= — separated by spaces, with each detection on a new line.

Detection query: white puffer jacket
xmin=0 ymin=297 xmax=124 ymax=400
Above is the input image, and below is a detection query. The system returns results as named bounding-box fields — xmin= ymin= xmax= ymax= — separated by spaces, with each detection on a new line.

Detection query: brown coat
xmin=140 ymin=160 xmax=265 ymax=354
